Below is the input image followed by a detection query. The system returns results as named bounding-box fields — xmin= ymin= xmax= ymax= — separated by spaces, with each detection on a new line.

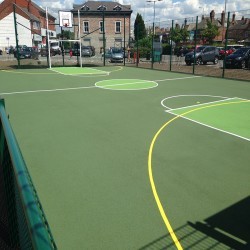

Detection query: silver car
xmin=110 ymin=47 xmax=124 ymax=63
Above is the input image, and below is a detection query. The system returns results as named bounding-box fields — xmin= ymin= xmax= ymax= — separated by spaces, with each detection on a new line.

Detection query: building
xmin=71 ymin=1 xmax=132 ymax=53
xmin=0 ymin=0 xmax=56 ymax=50
xmin=228 ymin=15 xmax=250 ymax=44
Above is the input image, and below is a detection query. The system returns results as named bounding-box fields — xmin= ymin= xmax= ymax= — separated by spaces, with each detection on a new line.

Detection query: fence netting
xmin=0 ymin=7 xmax=249 ymax=81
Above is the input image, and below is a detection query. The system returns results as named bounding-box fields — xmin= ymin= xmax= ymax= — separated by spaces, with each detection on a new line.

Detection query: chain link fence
xmin=0 ymin=7 xmax=249 ymax=81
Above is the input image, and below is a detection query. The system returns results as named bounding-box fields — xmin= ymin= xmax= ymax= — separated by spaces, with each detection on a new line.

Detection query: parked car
xmin=14 ymin=47 xmax=33 ymax=59
xmin=86 ymin=46 xmax=95 ymax=56
xmin=40 ymin=47 xmax=58 ymax=57
xmin=176 ymin=46 xmax=190 ymax=57
xmin=0 ymin=49 xmax=2 ymax=55
xmin=219 ymin=44 xmax=244 ymax=59
xmin=110 ymin=47 xmax=124 ymax=63
xmin=72 ymin=43 xmax=95 ymax=57
xmin=225 ymin=47 xmax=250 ymax=69
xmin=102 ymin=49 xmax=112 ymax=59
xmin=185 ymin=46 xmax=219 ymax=65
xmin=82 ymin=46 xmax=93 ymax=57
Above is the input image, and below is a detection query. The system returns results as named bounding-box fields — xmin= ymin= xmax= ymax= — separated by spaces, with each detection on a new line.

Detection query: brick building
xmin=0 ymin=0 xmax=56 ymax=50
xmin=71 ymin=1 xmax=132 ymax=53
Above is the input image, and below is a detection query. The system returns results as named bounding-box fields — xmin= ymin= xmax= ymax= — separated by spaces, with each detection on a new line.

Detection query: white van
xmin=50 ymin=40 xmax=61 ymax=55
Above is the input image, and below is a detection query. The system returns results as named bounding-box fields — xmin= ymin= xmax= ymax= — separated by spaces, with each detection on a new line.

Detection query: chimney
xmin=221 ymin=11 xmax=225 ymax=26
xmin=232 ymin=13 xmax=236 ymax=23
xmin=28 ymin=0 xmax=31 ymax=12
xmin=210 ymin=10 xmax=215 ymax=22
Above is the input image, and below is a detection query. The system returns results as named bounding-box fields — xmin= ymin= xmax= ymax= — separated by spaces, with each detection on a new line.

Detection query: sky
xmin=1 ymin=0 xmax=250 ymax=25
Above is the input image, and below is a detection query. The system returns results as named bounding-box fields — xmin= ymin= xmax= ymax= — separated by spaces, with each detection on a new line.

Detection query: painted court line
xmin=161 ymin=94 xmax=230 ymax=110
xmin=148 ymin=99 xmax=250 ymax=250
xmin=0 ymin=77 xmax=206 ymax=96
xmin=155 ymin=76 xmax=202 ymax=82
xmin=166 ymin=97 xmax=238 ymax=111
xmin=49 ymin=67 xmax=109 ymax=75
xmin=0 ymin=85 xmax=95 ymax=95
xmin=167 ymin=109 xmax=250 ymax=142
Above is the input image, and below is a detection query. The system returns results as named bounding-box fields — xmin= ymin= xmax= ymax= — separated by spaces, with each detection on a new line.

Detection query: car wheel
xmin=196 ymin=58 xmax=202 ymax=65
xmin=186 ymin=62 xmax=191 ymax=66
xmin=214 ymin=57 xmax=219 ymax=64
xmin=203 ymin=61 xmax=207 ymax=65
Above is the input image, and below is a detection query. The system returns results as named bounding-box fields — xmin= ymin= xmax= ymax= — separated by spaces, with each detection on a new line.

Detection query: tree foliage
xmin=169 ymin=25 xmax=189 ymax=44
xmin=134 ymin=13 xmax=147 ymax=40
xmin=201 ymin=21 xmax=219 ymax=44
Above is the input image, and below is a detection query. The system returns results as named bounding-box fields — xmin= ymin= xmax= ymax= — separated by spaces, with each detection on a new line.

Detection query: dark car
xmin=185 ymin=46 xmax=219 ymax=65
xmin=40 ymin=47 xmax=59 ymax=57
xmin=176 ymin=46 xmax=189 ymax=57
xmin=14 ymin=47 xmax=33 ymax=59
xmin=82 ymin=46 xmax=93 ymax=57
xmin=86 ymin=46 xmax=95 ymax=56
xmin=0 ymin=49 xmax=2 ymax=55
xmin=225 ymin=47 xmax=250 ymax=69
xmin=219 ymin=45 xmax=244 ymax=59
xmin=101 ymin=49 xmax=112 ymax=60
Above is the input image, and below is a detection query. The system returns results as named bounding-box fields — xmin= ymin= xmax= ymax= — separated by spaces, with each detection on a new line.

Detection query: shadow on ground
xmin=139 ymin=196 xmax=250 ymax=250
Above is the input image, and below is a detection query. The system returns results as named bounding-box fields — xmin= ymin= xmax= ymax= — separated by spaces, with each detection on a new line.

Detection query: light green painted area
xmin=169 ymin=98 xmax=250 ymax=139
xmin=51 ymin=66 xmax=108 ymax=75
xmin=95 ymin=79 xmax=158 ymax=90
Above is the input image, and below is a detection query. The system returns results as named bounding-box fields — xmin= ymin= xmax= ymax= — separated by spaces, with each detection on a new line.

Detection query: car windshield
xmin=233 ymin=48 xmax=248 ymax=55
xmin=112 ymin=48 xmax=122 ymax=53
xmin=195 ymin=46 xmax=206 ymax=52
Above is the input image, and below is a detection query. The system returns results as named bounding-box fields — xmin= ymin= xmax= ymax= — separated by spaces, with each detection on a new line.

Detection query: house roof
xmin=72 ymin=1 xmax=132 ymax=13
xmin=31 ymin=1 xmax=56 ymax=20
xmin=229 ymin=18 xmax=250 ymax=30
xmin=19 ymin=7 xmax=40 ymax=21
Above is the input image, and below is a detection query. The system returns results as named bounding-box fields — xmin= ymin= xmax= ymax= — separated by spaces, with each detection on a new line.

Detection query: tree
xmin=169 ymin=25 xmax=189 ymax=44
xmin=134 ymin=13 xmax=147 ymax=41
xmin=201 ymin=20 xmax=219 ymax=44
xmin=57 ymin=30 xmax=75 ymax=49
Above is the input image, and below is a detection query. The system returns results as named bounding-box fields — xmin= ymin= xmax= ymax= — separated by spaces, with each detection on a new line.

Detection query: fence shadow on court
xmin=139 ymin=196 xmax=250 ymax=250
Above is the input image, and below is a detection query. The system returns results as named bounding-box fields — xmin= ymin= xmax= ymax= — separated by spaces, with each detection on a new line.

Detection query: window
xmin=99 ymin=21 xmax=105 ymax=33
xmin=83 ymin=21 xmax=89 ymax=33
xmin=113 ymin=5 xmax=122 ymax=11
xmin=33 ymin=21 xmax=40 ymax=30
xmin=97 ymin=5 xmax=106 ymax=11
xmin=115 ymin=21 xmax=121 ymax=33
xmin=81 ymin=5 xmax=89 ymax=11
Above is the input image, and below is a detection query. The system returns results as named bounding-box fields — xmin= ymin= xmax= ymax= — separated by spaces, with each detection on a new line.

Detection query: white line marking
xmin=166 ymin=110 xmax=250 ymax=142
xmin=161 ymin=94 xmax=231 ymax=109
xmin=0 ymin=85 xmax=95 ymax=95
xmin=156 ymin=76 xmax=202 ymax=82
xmin=168 ymin=97 xmax=239 ymax=111
xmin=95 ymin=79 xmax=158 ymax=90
xmin=49 ymin=67 xmax=109 ymax=76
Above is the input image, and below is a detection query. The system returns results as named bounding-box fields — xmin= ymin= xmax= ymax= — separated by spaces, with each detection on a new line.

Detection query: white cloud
xmin=1 ymin=0 xmax=249 ymax=26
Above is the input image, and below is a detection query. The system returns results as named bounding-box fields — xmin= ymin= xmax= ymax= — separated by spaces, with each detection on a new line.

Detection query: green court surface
xmin=0 ymin=66 xmax=249 ymax=249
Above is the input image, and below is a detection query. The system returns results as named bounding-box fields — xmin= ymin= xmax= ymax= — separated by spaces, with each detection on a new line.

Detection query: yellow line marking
xmin=148 ymin=99 xmax=250 ymax=250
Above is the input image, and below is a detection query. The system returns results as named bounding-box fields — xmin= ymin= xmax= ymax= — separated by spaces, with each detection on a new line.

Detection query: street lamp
xmin=146 ymin=0 xmax=163 ymax=34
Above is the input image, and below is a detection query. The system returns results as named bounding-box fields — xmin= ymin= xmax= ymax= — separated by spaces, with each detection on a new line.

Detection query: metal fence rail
xmin=0 ymin=98 xmax=57 ymax=249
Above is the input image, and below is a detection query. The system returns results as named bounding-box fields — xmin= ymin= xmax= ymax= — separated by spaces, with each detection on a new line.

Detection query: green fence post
xmin=193 ymin=16 xmax=198 ymax=75
xmin=222 ymin=11 xmax=230 ymax=78
xmin=13 ymin=4 xmax=20 ymax=68
xmin=170 ymin=20 xmax=174 ymax=71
